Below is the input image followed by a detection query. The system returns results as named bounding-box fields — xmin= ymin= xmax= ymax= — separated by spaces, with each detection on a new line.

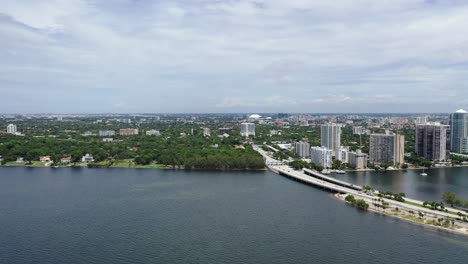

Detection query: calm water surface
xmin=0 ymin=167 xmax=467 ymax=264
xmin=333 ymin=167 xmax=468 ymax=201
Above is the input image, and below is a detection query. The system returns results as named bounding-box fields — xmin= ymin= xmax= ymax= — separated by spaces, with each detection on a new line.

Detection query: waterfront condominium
xmin=449 ymin=109 xmax=468 ymax=153
xmin=336 ymin=146 xmax=350 ymax=163
xmin=320 ymin=123 xmax=341 ymax=155
xmin=310 ymin=146 xmax=333 ymax=168
xmin=415 ymin=122 xmax=449 ymax=161
xmin=240 ymin=123 xmax=255 ymax=137
xmin=295 ymin=141 xmax=310 ymax=158
xmin=6 ymin=124 xmax=17 ymax=134
xmin=369 ymin=133 xmax=405 ymax=165
xmin=348 ymin=149 xmax=368 ymax=170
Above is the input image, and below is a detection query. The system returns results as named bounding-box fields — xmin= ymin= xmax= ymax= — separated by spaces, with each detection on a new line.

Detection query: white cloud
xmin=0 ymin=0 xmax=468 ymax=113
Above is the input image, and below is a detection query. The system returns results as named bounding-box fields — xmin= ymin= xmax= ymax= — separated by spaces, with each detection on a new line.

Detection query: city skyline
xmin=2 ymin=1 xmax=468 ymax=113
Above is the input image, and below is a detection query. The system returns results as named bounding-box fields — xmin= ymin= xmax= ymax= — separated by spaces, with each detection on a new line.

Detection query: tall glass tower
xmin=449 ymin=109 xmax=468 ymax=153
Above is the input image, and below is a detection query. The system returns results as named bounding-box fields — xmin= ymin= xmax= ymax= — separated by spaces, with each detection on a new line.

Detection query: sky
xmin=1 ymin=0 xmax=468 ymax=114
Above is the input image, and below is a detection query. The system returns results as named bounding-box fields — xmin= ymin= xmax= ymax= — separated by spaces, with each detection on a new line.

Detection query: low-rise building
xmin=99 ymin=130 xmax=115 ymax=136
xmin=81 ymin=154 xmax=94 ymax=162
xmin=39 ymin=156 xmax=51 ymax=162
xmin=61 ymin=157 xmax=72 ymax=163
xmin=120 ymin=128 xmax=139 ymax=136
xmin=146 ymin=130 xmax=161 ymax=136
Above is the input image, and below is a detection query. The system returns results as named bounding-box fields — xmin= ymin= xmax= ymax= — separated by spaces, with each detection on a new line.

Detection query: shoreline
xmin=0 ymin=163 xmax=267 ymax=171
xmin=334 ymin=193 xmax=468 ymax=236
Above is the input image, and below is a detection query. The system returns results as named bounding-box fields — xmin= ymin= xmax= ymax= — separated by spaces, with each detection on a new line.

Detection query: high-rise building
xmin=119 ymin=128 xmax=139 ymax=136
xmin=449 ymin=109 xmax=468 ymax=153
xmin=415 ymin=122 xmax=449 ymax=161
xmin=310 ymin=146 xmax=333 ymax=168
xmin=321 ymin=123 xmax=341 ymax=155
xmin=336 ymin=146 xmax=350 ymax=163
xmin=99 ymin=130 xmax=115 ymax=137
xmin=352 ymin=126 xmax=363 ymax=135
xmin=369 ymin=134 xmax=404 ymax=165
xmin=240 ymin=123 xmax=255 ymax=137
xmin=6 ymin=124 xmax=17 ymax=134
xmin=295 ymin=141 xmax=310 ymax=158
xmin=202 ymin=127 xmax=211 ymax=137
xmin=218 ymin=128 xmax=230 ymax=137
xmin=348 ymin=149 xmax=368 ymax=169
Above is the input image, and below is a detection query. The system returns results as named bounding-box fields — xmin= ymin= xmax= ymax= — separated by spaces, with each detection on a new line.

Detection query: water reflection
xmin=334 ymin=167 xmax=468 ymax=201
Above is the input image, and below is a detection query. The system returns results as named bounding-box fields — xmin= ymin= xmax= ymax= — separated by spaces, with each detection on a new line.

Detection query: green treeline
xmin=0 ymin=133 xmax=265 ymax=170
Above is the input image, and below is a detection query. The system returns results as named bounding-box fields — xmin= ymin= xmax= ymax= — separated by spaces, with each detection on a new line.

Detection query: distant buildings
xmin=218 ymin=128 xmax=230 ymax=137
xmin=119 ymin=128 xmax=139 ymax=136
xmin=202 ymin=127 xmax=211 ymax=137
xmin=415 ymin=116 xmax=428 ymax=125
xmin=81 ymin=154 xmax=94 ymax=162
xmin=83 ymin=131 xmax=95 ymax=136
xmin=415 ymin=122 xmax=449 ymax=161
xmin=449 ymin=109 xmax=468 ymax=153
xmin=352 ymin=126 xmax=363 ymax=135
xmin=348 ymin=150 xmax=368 ymax=169
xmin=146 ymin=130 xmax=161 ymax=136
xmin=369 ymin=134 xmax=404 ymax=165
xmin=6 ymin=124 xmax=17 ymax=134
xmin=240 ymin=123 xmax=255 ymax=137
xmin=295 ymin=141 xmax=310 ymax=158
xmin=99 ymin=130 xmax=115 ymax=136
xmin=310 ymin=146 xmax=333 ymax=168
xmin=321 ymin=123 xmax=341 ymax=155
xmin=270 ymin=130 xmax=280 ymax=136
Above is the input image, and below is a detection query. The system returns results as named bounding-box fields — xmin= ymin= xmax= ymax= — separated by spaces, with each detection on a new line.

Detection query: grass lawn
xmin=402 ymin=215 xmax=424 ymax=223
xmin=110 ymin=161 xmax=166 ymax=169
xmin=2 ymin=161 xmax=46 ymax=167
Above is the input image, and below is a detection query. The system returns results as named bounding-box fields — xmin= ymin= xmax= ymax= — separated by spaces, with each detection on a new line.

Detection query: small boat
xmin=420 ymin=169 xmax=427 ymax=176
xmin=335 ymin=170 xmax=346 ymax=174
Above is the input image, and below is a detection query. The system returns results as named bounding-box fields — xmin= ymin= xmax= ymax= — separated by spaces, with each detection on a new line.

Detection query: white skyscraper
xmin=336 ymin=146 xmax=350 ymax=163
xmin=295 ymin=141 xmax=310 ymax=158
xmin=310 ymin=146 xmax=333 ymax=168
xmin=240 ymin=123 xmax=255 ymax=137
xmin=321 ymin=123 xmax=341 ymax=155
xmin=6 ymin=124 xmax=17 ymax=134
xmin=202 ymin=127 xmax=211 ymax=137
